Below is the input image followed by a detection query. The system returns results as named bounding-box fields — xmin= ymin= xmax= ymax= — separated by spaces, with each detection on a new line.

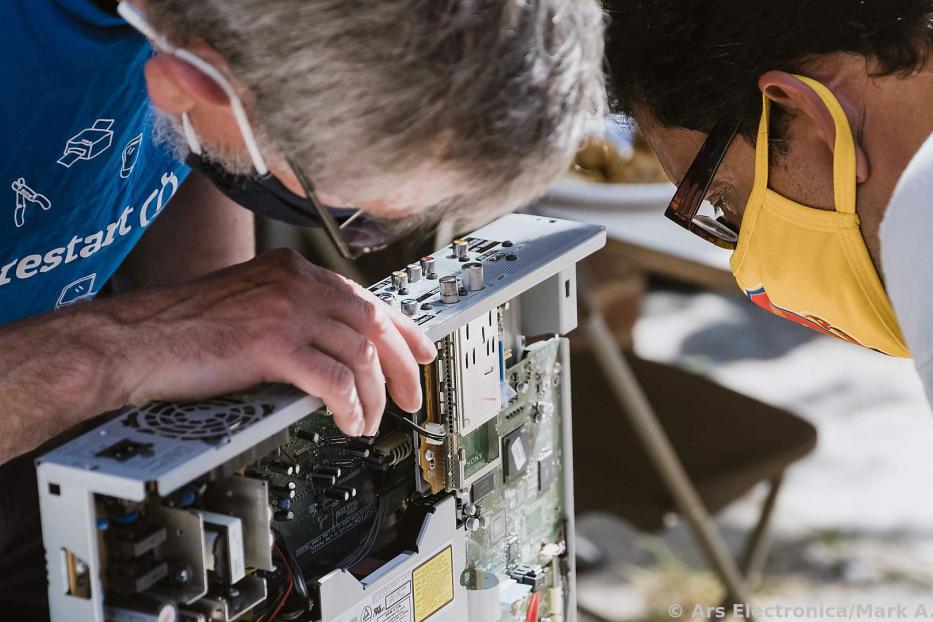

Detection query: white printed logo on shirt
xmin=10 ymin=178 xmax=52 ymax=228
xmin=57 ymin=119 xmax=114 ymax=168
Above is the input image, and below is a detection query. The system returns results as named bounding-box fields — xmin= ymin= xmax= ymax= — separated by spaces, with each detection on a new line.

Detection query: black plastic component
xmin=310 ymin=473 xmax=337 ymax=486
xmin=95 ymin=439 xmax=154 ymax=462
xmin=108 ymin=524 xmax=167 ymax=559
xmin=471 ymin=471 xmax=496 ymax=503
xmin=342 ymin=448 xmax=370 ymax=459
xmin=295 ymin=429 xmax=321 ymax=443
xmin=502 ymin=426 xmax=529 ymax=481
xmin=108 ymin=558 xmax=168 ymax=595
xmin=510 ymin=564 xmax=547 ymax=590
xmin=323 ymin=488 xmax=351 ymax=502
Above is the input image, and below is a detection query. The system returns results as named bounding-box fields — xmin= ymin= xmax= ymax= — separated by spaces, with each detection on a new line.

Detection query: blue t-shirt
xmin=0 ymin=0 xmax=190 ymax=326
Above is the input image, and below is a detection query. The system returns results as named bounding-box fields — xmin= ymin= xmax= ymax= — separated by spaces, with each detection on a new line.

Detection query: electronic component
xmin=537 ymin=450 xmax=557 ymax=492
xmin=462 ymin=262 xmax=485 ymax=291
xmin=439 ymin=275 xmax=460 ymax=304
xmin=406 ymin=263 xmax=423 ymax=283
xmin=502 ymin=426 xmax=530 ymax=481
xmin=37 ymin=214 xmax=604 ymax=622
xmin=453 ymin=239 xmax=470 ymax=261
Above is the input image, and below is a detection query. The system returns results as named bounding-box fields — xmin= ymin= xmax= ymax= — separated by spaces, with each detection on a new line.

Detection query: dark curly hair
xmin=605 ymin=0 xmax=933 ymax=143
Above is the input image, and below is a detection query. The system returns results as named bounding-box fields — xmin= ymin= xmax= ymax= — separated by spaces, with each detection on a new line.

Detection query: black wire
xmin=256 ymin=546 xmax=291 ymax=622
xmin=272 ymin=529 xmax=311 ymax=616
xmin=386 ymin=409 xmax=446 ymax=442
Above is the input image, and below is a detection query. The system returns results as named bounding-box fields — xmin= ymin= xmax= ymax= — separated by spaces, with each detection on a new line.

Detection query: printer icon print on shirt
xmin=57 ymin=119 xmax=114 ymax=168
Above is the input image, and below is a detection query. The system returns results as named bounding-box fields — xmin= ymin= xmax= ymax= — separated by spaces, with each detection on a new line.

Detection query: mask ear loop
xmin=181 ymin=113 xmax=203 ymax=156
xmin=117 ymin=1 xmax=269 ymax=176
xmin=790 ymin=75 xmax=857 ymax=216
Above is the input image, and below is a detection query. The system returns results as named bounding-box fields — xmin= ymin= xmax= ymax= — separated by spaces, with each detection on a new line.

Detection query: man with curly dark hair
xmin=604 ymin=1 xmax=933 ymax=405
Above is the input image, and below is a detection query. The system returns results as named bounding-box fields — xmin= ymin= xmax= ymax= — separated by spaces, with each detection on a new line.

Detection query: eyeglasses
xmin=288 ymin=160 xmax=401 ymax=260
xmin=664 ymin=120 xmax=741 ymax=250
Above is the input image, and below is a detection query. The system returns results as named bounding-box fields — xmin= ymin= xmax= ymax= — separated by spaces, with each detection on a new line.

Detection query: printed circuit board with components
xmin=36 ymin=214 xmax=605 ymax=622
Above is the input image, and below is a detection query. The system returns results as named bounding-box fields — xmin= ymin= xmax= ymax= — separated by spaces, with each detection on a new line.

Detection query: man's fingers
xmin=330 ymin=294 xmax=424 ymax=414
xmin=308 ymin=320 xmax=386 ymax=437
xmin=275 ymin=346 xmax=364 ymax=436
xmin=339 ymin=276 xmax=437 ymax=365
xmin=381 ymin=302 xmax=438 ymax=365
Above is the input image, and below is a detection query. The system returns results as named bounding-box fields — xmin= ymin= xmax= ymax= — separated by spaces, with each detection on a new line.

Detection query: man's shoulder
xmin=880 ymin=132 xmax=933 ymax=402
xmin=881 ymin=133 xmax=933 ymax=269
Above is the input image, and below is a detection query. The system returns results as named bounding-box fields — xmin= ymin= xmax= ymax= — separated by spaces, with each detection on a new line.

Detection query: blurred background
xmin=258 ymin=117 xmax=933 ymax=622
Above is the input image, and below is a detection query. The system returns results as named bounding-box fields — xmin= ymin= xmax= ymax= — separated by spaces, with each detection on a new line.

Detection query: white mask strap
xmin=118 ymin=1 xmax=270 ymax=176
xmin=181 ymin=113 xmax=203 ymax=155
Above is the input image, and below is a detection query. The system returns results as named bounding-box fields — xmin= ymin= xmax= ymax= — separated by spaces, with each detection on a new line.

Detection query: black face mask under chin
xmin=185 ymin=152 xmax=358 ymax=228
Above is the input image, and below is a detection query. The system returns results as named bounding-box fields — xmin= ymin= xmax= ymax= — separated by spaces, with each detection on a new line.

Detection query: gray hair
xmin=146 ymin=0 xmax=606 ymax=228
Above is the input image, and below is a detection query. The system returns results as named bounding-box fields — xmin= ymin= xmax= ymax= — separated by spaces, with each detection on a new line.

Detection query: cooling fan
xmin=120 ymin=398 xmax=275 ymax=445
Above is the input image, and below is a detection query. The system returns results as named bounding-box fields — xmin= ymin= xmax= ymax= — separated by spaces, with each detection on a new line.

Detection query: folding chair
xmin=574 ymin=299 xmax=817 ymax=621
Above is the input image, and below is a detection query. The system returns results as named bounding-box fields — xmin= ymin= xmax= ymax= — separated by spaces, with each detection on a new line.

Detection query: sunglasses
xmin=664 ymin=120 xmax=742 ymax=250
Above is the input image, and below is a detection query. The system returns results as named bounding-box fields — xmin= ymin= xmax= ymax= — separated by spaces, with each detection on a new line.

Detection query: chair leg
xmin=581 ymin=299 xmax=757 ymax=622
xmin=741 ymin=475 xmax=782 ymax=581
xmin=715 ymin=475 xmax=784 ymax=619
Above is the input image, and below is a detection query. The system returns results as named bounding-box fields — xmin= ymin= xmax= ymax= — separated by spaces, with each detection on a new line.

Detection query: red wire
xmin=526 ymin=592 xmax=540 ymax=622
xmin=266 ymin=542 xmax=294 ymax=622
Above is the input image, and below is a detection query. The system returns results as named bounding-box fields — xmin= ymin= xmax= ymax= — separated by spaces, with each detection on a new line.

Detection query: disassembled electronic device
xmin=37 ymin=214 xmax=606 ymax=622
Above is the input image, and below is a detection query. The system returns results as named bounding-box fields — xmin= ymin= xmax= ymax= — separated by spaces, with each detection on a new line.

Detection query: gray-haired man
xmin=0 ymin=0 xmax=604 ymax=616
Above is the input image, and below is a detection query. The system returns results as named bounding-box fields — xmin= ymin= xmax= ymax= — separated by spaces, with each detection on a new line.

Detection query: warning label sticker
xmin=331 ymin=567 xmax=413 ymax=622
xmin=412 ymin=546 xmax=454 ymax=622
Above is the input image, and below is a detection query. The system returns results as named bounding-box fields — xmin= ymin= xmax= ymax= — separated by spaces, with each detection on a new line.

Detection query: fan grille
xmin=121 ymin=398 xmax=274 ymax=445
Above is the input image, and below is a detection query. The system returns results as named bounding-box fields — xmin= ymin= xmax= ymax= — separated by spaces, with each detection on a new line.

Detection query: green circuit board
xmin=464 ymin=337 xmax=567 ymax=575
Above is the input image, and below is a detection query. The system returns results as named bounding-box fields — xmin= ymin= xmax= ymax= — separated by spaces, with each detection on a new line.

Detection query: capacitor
xmin=453 ymin=239 xmax=469 ymax=261
xmin=295 ymin=429 xmax=321 ymax=443
xmin=420 ymin=256 xmax=437 ymax=278
xmin=273 ymin=510 xmax=294 ymax=522
xmin=391 ymin=270 xmax=408 ymax=294
xmin=316 ymin=466 xmax=342 ymax=478
xmin=334 ymin=486 xmax=357 ymax=499
xmin=406 ymin=264 xmax=423 ymax=283
xmin=342 ymin=447 xmax=371 ymax=459
xmin=439 ymin=276 xmax=460 ymax=304
xmin=463 ymin=503 xmax=478 ymax=517
xmin=401 ymin=299 xmax=418 ymax=317
xmin=462 ymin=262 xmax=485 ymax=291
xmin=276 ymin=498 xmax=292 ymax=511
xmin=310 ymin=473 xmax=337 ymax=486
xmin=271 ymin=486 xmax=296 ymax=499
xmin=270 ymin=461 xmax=295 ymax=476
xmin=323 ymin=488 xmax=351 ymax=502
xmin=465 ymin=517 xmax=481 ymax=532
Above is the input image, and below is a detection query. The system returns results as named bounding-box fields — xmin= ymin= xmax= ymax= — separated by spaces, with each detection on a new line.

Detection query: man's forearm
xmin=0 ymin=305 xmax=127 ymax=462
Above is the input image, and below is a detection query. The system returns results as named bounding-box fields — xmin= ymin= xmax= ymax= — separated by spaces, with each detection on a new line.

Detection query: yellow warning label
xmin=412 ymin=545 xmax=454 ymax=622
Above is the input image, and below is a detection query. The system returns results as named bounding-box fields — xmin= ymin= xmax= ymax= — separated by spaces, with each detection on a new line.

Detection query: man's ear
xmin=143 ymin=48 xmax=230 ymax=115
xmin=758 ymin=71 xmax=870 ymax=183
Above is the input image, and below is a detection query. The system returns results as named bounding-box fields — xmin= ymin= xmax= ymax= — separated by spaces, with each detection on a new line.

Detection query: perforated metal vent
xmin=121 ymin=398 xmax=275 ymax=445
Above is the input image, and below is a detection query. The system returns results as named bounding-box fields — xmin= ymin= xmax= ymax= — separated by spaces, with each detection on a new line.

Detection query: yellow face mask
xmin=730 ymin=75 xmax=910 ymax=357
